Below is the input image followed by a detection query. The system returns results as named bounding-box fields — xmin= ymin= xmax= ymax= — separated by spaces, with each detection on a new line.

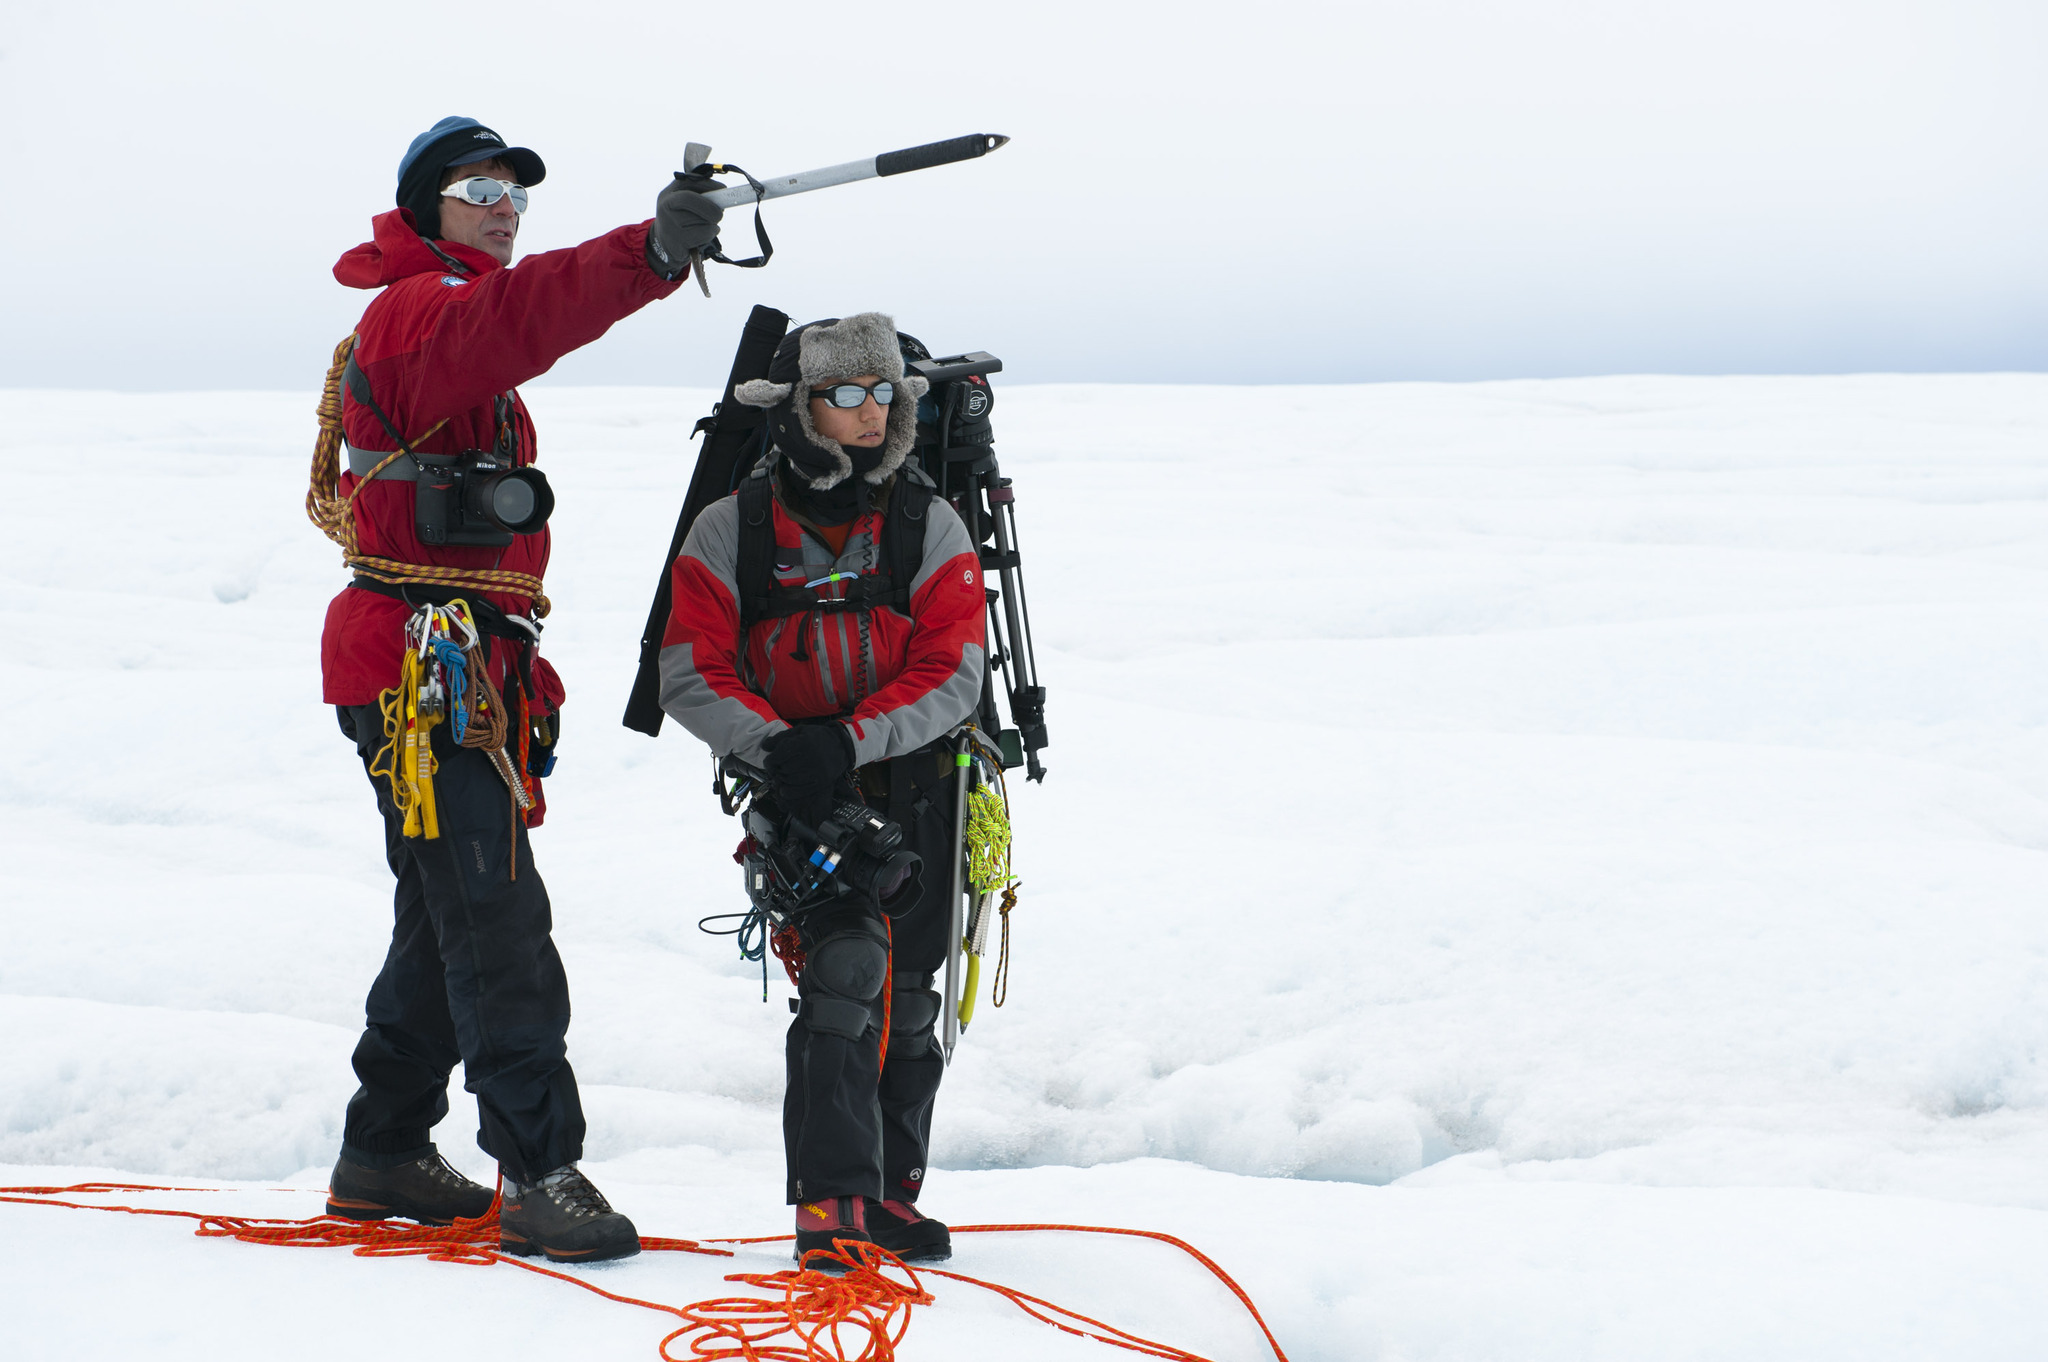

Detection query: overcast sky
xmin=2 ymin=0 xmax=2043 ymax=388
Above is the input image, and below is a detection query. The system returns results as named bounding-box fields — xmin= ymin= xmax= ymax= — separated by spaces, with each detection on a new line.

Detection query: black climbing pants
xmin=783 ymin=746 xmax=959 ymax=1205
xmin=335 ymin=703 xmax=584 ymax=1185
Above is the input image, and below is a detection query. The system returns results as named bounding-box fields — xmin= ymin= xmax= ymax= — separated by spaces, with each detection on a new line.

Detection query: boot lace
xmin=536 ymin=1166 xmax=613 ymax=1219
xmin=414 ymin=1154 xmax=476 ymax=1190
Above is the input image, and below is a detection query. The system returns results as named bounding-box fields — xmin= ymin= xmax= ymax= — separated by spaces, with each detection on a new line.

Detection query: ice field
xmin=4 ymin=374 xmax=2048 ymax=1359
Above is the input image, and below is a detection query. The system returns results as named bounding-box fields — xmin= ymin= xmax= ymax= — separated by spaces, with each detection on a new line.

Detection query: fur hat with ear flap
xmin=732 ymin=313 xmax=930 ymax=490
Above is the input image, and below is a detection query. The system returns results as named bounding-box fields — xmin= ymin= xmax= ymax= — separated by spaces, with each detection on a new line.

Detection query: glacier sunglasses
xmin=439 ymin=176 xmax=529 ymax=213
xmin=811 ymin=380 xmax=896 ymax=409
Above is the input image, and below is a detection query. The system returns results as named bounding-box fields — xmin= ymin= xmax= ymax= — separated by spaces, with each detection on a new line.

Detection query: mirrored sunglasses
xmin=813 ymin=380 xmax=895 ymax=409
xmin=440 ymin=176 xmax=529 ymax=213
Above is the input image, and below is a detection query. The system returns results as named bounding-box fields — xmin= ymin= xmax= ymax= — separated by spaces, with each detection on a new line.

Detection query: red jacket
xmin=657 ymin=482 xmax=987 ymax=768
xmin=319 ymin=208 xmax=682 ymax=706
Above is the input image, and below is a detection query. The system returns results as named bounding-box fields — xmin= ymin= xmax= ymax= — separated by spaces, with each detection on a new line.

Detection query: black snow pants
xmin=336 ymin=703 xmax=584 ymax=1185
xmin=783 ymin=744 xmax=959 ymax=1206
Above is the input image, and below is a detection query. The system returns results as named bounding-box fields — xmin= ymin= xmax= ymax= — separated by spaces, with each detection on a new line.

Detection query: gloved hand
xmin=762 ymin=723 xmax=856 ymax=827
xmin=646 ymin=171 xmax=726 ymax=280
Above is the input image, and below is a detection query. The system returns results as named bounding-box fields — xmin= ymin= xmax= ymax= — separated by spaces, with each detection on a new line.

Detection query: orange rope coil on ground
xmin=308 ymin=332 xmax=551 ymax=616
xmin=0 ymin=1183 xmax=1289 ymax=1362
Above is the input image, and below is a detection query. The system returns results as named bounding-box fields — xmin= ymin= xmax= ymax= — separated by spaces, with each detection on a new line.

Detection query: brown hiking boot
xmin=326 ymin=1151 xmax=494 ymax=1226
xmin=498 ymin=1164 xmax=640 ymax=1263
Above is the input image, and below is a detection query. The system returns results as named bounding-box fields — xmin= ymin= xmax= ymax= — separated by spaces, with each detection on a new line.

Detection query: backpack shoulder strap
xmin=882 ymin=474 xmax=933 ymax=606
xmin=735 ymin=466 xmax=778 ymax=634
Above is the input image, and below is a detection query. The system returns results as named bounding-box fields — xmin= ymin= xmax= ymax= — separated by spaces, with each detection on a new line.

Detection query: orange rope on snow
xmin=941 ymin=1224 xmax=1291 ymax=1362
xmin=0 ymin=1183 xmax=1290 ymax=1362
xmin=660 ymin=1238 xmax=934 ymax=1362
xmin=706 ymin=1224 xmax=1292 ymax=1362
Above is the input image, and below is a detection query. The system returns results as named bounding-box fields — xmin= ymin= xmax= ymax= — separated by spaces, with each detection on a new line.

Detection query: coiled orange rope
xmin=0 ymin=1183 xmax=1289 ymax=1362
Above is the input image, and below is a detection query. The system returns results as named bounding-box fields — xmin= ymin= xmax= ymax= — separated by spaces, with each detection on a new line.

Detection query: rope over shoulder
xmin=309 ymin=333 xmax=551 ymax=616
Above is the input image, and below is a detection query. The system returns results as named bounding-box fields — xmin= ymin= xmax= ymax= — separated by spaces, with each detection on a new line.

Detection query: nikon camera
xmin=413 ymin=450 xmax=555 ymax=547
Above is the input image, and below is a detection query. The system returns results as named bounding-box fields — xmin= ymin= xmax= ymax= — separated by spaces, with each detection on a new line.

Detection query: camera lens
xmin=875 ymin=850 xmax=922 ymax=915
xmin=474 ymin=467 xmax=553 ymax=535
xmin=491 ymin=477 xmax=537 ymax=526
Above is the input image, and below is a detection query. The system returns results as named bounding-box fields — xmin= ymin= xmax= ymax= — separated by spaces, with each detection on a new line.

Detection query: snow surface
xmin=4 ymin=374 xmax=2048 ymax=1358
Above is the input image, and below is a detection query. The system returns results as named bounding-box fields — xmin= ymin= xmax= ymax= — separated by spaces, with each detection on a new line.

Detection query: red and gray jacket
xmin=658 ymin=472 xmax=987 ymax=766
xmin=319 ymin=207 xmax=682 ymax=707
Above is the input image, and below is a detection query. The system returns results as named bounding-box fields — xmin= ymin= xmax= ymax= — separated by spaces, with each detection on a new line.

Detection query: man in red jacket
xmin=658 ymin=313 xmax=986 ymax=1264
xmin=320 ymin=116 xmax=724 ymax=1263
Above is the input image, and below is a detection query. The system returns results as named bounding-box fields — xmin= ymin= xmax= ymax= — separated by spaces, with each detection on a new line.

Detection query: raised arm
xmin=405 ymin=223 xmax=681 ymax=420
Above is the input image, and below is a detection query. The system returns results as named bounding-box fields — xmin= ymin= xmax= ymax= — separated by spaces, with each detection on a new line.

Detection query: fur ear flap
xmin=900 ymin=375 xmax=930 ymax=401
xmin=733 ymin=379 xmax=792 ymax=407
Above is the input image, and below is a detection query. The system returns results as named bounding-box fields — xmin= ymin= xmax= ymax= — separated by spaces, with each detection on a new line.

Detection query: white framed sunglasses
xmin=440 ymin=176 xmax=529 ymax=213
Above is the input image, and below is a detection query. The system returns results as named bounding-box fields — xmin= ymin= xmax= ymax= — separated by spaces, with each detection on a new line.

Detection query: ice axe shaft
xmin=691 ymin=133 xmax=1009 ymax=210
xmin=681 ymin=134 xmax=1007 ymax=295
xmin=941 ymin=737 xmax=972 ymax=1064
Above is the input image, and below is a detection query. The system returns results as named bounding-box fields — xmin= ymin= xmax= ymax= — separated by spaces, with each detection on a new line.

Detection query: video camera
xmin=899 ymin=342 xmax=1048 ymax=778
xmin=730 ymin=765 xmax=924 ymax=919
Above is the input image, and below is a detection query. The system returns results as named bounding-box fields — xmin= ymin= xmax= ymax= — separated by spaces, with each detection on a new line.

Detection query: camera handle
xmin=715 ymin=752 xmax=768 ymax=817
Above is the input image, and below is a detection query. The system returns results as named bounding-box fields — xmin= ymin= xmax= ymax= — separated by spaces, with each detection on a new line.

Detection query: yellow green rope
xmin=965 ymin=783 xmax=1013 ymax=895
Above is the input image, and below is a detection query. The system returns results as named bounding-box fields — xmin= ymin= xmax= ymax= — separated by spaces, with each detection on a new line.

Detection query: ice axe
xmin=677 ymin=133 xmax=1010 ymax=296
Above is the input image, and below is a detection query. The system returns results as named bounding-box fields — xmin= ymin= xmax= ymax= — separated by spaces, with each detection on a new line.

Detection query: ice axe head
xmin=684 ymin=142 xmax=712 ymax=176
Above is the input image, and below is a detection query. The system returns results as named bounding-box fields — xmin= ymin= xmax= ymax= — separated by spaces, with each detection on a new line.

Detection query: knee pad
xmin=808 ymin=924 xmax=890 ymax=1001
xmin=801 ymin=921 xmax=890 ymax=1040
xmin=888 ymin=987 xmax=942 ymax=1058
xmin=804 ymin=995 xmax=877 ymax=1040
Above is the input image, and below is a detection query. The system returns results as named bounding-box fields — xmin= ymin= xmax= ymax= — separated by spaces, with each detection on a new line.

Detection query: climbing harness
xmin=0 ymin=1181 xmax=1290 ymax=1362
xmin=312 ymin=332 xmax=563 ymax=848
xmin=367 ymin=600 xmax=532 ymax=857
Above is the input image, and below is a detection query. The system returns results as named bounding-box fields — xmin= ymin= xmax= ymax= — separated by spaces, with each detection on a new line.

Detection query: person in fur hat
xmin=658 ymin=313 xmax=988 ymax=1264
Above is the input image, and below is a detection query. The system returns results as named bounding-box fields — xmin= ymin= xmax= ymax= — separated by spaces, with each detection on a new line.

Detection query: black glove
xmin=646 ymin=171 xmax=725 ymax=280
xmin=762 ymin=723 xmax=856 ymax=827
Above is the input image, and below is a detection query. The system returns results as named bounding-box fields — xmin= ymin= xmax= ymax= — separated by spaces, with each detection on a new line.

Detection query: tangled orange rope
xmin=0 ymin=1183 xmax=1289 ymax=1362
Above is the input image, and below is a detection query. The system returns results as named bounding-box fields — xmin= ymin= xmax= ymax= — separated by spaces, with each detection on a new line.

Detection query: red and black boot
xmin=793 ymin=1195 xmax=872 ymax=1270
xmin=863 ymin=1198 xmax=951 ymax=1262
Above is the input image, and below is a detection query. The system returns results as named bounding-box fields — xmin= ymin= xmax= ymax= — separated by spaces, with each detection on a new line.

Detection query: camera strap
xmin=340 ymin=353 xmax=417 ymax=457
xmin=346 ymin=443 xmax=421 ymax=480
